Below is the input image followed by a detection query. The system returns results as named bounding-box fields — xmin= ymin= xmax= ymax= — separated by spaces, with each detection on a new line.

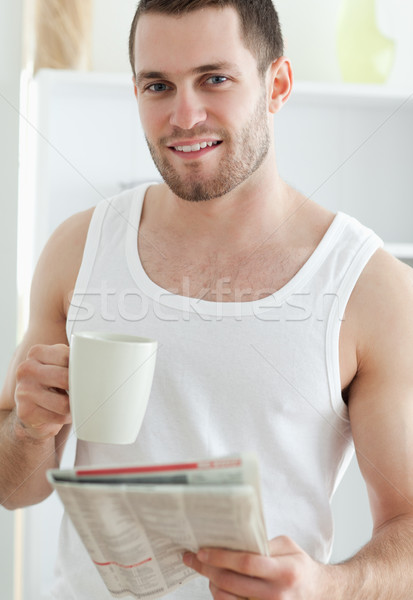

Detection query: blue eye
xmin=206 ymin=76 xmax=228 ymax=85
xmin=148 ymin=83 xmax=170 ymax=92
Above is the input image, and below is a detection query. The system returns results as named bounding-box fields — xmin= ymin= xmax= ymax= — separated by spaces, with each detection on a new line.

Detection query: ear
xmin=132 ymin=76 xmax=138 ymax=99
xmin=267 ymin=57 xmax=293 ymax=114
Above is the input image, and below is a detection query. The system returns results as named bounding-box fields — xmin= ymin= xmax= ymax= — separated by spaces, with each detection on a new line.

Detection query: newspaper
xmin=47 ymin=454 xmax=268 ymax=600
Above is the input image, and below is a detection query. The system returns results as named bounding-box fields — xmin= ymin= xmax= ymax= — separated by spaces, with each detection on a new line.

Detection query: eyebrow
xmin=136 ymin=61 xmax=242 ymax=86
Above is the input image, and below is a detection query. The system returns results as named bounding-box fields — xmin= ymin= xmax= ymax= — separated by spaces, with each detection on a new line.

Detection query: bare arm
xmin=0 ymin=208 xmax=93 ymax=509
xmin=183 ymin=249 xmax=413 ymax=599
xmin=328 ymin=248 xmax=413 ymax=597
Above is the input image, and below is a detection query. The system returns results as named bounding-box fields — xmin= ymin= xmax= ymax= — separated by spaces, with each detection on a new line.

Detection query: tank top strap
xmin=66 ymin=183 xmax=151 ymax=341
xmin=323 ymin=212 xmax=384 ymax=418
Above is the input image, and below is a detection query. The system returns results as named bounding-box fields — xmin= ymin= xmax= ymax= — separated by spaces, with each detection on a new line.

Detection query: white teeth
xmin=174 ymin=141 xmax=220 ymax=152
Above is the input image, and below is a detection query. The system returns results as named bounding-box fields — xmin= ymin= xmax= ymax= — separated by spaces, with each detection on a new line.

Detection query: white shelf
xmin=34 ymin=70 xmax=413 ymax=108
xmin=292 ymin=81 xmax=413 ymax=109
xmin=34 ymin=68 xmax=132 ymax=88
xmin=384 ymin=243 xmax=413 ymax=260
xmin=31 ymin=70 xmax=413 ymax=252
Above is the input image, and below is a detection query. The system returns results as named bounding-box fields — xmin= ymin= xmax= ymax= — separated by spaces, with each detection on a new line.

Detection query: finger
xmin=18 ymin=400 xmax=72 ymax=424
xmin=206 ymin=566 xmax=267 ymax=599
xmin=39 ymin=364 xmax=69 ymax=392
xmin=185 ymin=553 xmax=268 ymax=599
xmin=33 ymin=389 xmax=70 ymax=416
xmin=196 ymin=549 xmax=277 ymax=579
xmin=17 ymin=359 xmax=69 ymax=392
xmin=27 ymin=344 xmax=69 ymax=367
xmin=195 ymin=548 xmax=302 ymax=594
xmin=209 ymin=581 xmax=242 ymax=600
xmin=16 ymin=415 xmax=71 ymax=441
xmin=268 ymin=535 xmax=302 ymax=556
xmin=16 ymin=387 xmax=71 ymax=422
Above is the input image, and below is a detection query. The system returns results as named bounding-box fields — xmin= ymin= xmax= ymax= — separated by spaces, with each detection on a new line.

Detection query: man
xmin=1 ymin=0 xmax=413 ymax=598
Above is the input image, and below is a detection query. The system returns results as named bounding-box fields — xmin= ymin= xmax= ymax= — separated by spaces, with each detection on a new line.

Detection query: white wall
xmin=276 ymin=0 xmax=342 ymax=82
xmin=91 ymin=0 xmax=138 ymax=73
xmin=90 ymin=0 xmax=344 ymax=81
xmin=90 ymin=0 xmax=413 ymax=86
xmin=0 ymin=0 xmax=23 ymax=598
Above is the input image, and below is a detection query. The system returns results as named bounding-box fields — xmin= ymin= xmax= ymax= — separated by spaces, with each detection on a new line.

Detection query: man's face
xmin=133 ymin=7 xmax=272 ymax=202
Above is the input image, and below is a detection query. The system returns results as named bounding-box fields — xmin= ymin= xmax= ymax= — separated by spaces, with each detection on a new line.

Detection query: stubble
xmin=145 ymin=89 xmax=271 ymax=202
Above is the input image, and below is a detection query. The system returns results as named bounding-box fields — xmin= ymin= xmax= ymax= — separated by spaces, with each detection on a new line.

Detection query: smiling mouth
xmin=170 ymin=141 xmax=223 ymax=153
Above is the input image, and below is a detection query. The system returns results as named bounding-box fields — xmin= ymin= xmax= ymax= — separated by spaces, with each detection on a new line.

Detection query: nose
xmin=169 ymin=86 xmax=207 ymax=130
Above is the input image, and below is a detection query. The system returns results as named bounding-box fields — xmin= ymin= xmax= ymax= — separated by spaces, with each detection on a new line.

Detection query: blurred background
xmin=1 ymin=0 xmax=412 ymax=598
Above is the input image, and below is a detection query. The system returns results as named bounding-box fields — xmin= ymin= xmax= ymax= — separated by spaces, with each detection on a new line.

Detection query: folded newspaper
xmin=48 ymin=453 xmax=268 ymax=600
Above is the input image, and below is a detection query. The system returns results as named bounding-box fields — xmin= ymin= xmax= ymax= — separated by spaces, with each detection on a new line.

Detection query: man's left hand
xmin=183 ymin=536 xmax=332 ymax=600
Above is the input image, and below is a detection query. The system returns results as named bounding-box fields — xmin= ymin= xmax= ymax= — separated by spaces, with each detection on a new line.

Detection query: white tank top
xmin=48 ymin=182 xmax=383 ymax=599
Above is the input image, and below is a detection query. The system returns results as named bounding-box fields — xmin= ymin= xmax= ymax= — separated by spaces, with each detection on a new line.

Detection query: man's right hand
xmin=0 ymin=209 xmax=92 ymax=508
xmin=14 ymin=344 xmax=72 ymax=441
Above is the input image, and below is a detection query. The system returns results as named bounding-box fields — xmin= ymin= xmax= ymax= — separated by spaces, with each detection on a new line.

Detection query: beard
xmin=145 ymin=89 xmax=271 ymax=202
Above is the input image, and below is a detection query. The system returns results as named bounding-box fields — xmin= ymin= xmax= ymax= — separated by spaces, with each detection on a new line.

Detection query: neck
xmin=152 ymin=153 xmax=300 ymax=255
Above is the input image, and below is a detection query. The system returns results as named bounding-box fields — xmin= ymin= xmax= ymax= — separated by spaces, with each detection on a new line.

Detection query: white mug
xmin=69 ymin=332 xmax=157 ymax=444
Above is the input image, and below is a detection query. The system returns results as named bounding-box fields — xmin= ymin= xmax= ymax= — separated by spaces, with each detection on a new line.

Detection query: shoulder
xmin=49 ymin=206 xmax=95 ymax=248
xmin=346 ymin=247 xmax=413 ymax=373
xmin=344 ymin=249 xmax=413 ymax=525
xmin=31 ymin=207 xmax=96 ymax=322
xmin=36 ymin=206 xmax=95 ymax=280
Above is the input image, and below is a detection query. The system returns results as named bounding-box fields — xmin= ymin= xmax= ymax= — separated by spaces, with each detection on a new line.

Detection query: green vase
xmin=337 ymin=0 xmax=395 ymax=83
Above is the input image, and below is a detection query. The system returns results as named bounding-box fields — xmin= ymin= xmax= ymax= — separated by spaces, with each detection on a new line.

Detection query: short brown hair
xmin=129 ymin=0 xmax=284 ymax=78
